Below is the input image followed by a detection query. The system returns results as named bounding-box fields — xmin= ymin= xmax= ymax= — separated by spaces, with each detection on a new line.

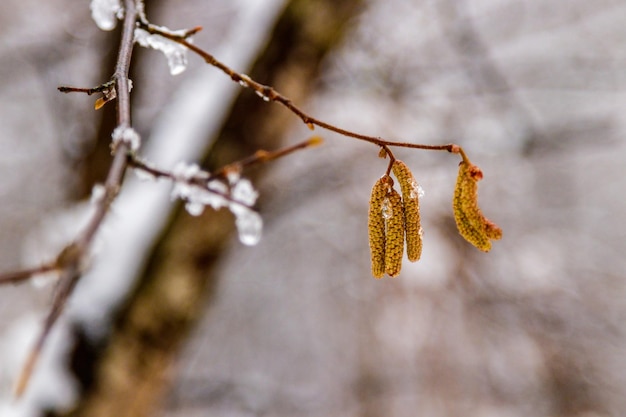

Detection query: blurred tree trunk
xmin=59 ymin=1 xmax=362 ymax=416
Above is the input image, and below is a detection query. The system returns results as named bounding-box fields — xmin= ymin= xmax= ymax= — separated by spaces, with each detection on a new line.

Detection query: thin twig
xmin=57 ymin=80 xmax=115 ymax=95
xmin=128 ymin=156 xmax=255 ymax=210
xmin=215 ymin=136 xmax=324 ymax=175
xmin=0 ymin=263 xmax=57 ymax=285
xmin=129 ymin=136 xmax=322 ymax=211
xmin=138 ymin=22 xmax=463 ymax=155
xmin=75 ymin=1 xmax=137 ymax=248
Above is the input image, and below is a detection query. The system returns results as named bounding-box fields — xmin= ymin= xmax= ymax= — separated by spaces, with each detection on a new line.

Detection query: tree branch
xmin=139 ymin=22 xmax=464 ymax=156
xmin=13 ymin=0 xmax=140 ymax=397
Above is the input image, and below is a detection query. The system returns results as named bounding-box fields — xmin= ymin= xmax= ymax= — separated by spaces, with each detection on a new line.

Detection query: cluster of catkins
xmin=368 ymin=160 xmax=423 ymax=278
xmin=368 ymin=158 xmax=501 ymax=278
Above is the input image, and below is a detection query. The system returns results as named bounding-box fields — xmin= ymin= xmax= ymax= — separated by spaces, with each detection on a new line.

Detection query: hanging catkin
xmin=452 ymin=160 xmax=502 ymax=251
xmin=392 ymin=160 xmax=423 ymax=262
xmin=383 ymin=187 xmax=405 ymax=277
xmin=368 ymin=176 xmax=389 ymax=278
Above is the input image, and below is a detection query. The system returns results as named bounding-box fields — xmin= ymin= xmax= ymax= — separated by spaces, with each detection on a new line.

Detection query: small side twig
xmin=128 ymin=135 xmax=323 ymax=210
xmin=57 ymin=80 xmax=115 ymax=96
xmin=0 ymin=263 xmax=57 ymax=285
xmin=215 ymin=135 xmax=324 ymax=176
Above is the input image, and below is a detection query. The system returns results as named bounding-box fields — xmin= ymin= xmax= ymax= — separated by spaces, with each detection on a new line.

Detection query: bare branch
xmin=14 ymin=0 xmax=141 ymax=397
xmin=139 ymin=22 xmax=464 ymax=156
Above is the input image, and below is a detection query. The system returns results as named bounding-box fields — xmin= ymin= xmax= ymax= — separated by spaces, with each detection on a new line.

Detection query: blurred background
xmin=0 ymin=0 xmax=625 ymax=416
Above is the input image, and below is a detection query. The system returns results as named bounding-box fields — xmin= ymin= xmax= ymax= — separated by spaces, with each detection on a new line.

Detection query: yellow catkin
xmin=368 ymin=176 xmax=389 ymax=278
xmin=384 ymin=188 xmax=405 ymax=277
xmin=392 ymin=160 xmax=423 ymax=262
xmin=453 ymin=161 xmax=502 ymax=251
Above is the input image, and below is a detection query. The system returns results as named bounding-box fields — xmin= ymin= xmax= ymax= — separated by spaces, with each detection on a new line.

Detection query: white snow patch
xmin=111 ymin=126 xmax=141 ymax=152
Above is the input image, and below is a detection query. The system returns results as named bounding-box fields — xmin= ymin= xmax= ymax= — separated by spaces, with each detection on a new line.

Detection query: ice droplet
xmin=238 ymin=74 xmax=251 ymax=87
xmin=231 ymin=178 xmax=258 ymax=206
xmin=172 ymin=161 xmax=207 ymax=180
xmin=231 ymin=205 xmax=263 ymax=246
xmin=90 ymin=0 xmax=123 ymax=31
xmin=226 ymin=170 xmax=241 ymax=185
xmin=90 ymin=184 xmax=106 ymax=205
xmin=185 ymin=201 xmax=205 ymax=216
xmin=409 ymin=179 xmax=425 ymax=199
xmin=134 ymin=28 xmax=189 ymax=75
xmin=32 ymin=271 xmax=59 ymax=289
xmin=255 ymin=90 xmax=270 ymax=102
xmin=382 ymin=198 xmax=393 ymax=219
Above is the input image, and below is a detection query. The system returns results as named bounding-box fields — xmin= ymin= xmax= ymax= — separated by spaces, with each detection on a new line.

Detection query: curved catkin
xmin=368 ymin=176 xmax=389 ymax=278
xmin=384 ymin=188 xmax=405 ymax=277
xmin=452 ymin=161 xmax=502 ymax=251
xmin=392 ymin=160 xmax=423 ymax=262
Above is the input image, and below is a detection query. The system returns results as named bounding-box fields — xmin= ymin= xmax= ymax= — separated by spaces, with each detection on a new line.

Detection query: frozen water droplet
xmin=185 ymin=201 xmax=205 ymax=216
xmin=255 ymin=90 xmax=270 ymax=102
xmin=417 ymin=184 xmax=425 ymax=199
xmin=90 ymin=184 xmax=106 ymax=205
xmin=172 ymin=162 xmax=207 ymax=180
xmin=226 ymin=170 xmax=241 ymax=185
xmin=207 ymin=179 xmax=228 ymax=194
xmin=409 ymin=179 xmax=425 ymax=199
xmin=134 ymin=27 xmax=189 ymax=75
xmin=231 ymin=205 xmax=263 ymax=246
xmin=382 ymin=198 xmax=393 ymax=219
xmin=90 ymin=0 xmax=123 ymax=31
xmin=231 ymin=178 xmax=258 ymax=206
xmin=165 ymin=49 xmax=187 ymax=76
xmin=89 ymin=184 xmax=106 ymax=204
xmin=238 ymin=74 xmax=251 ymax=87
xmin=32 ymin=271 xmax=59 ymax=289
xmin=239 ymin=74 xmax=252 ymax=87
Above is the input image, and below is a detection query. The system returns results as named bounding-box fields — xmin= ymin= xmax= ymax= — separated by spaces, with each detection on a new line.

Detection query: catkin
xmin=368 ymin=176 xmax=389 ymax=278
xmin=392 ymin=160 xmax=423 ymax=262
xmin=384 ymin=188 xmax=405 ymax=277
xmin=452 ymin=160 xmax=502 ymax=251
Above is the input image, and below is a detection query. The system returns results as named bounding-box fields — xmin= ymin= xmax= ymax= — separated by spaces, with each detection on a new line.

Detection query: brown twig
xmin=138 ymin=22 xmax=463 ymax=156
xmin=215 ymin=135 xmax=324 ymax=175
xmin=14 ymin=0 xmax=140 ymax=397
xmin=57 ymin=80 xmax=115 ymax=95
xmin=128 ymin=156 xmax=255 ymax=210
xmin=0 ymin=263 xmax=57 ymax=285
xmin=129 ymin=136 xmax=323 ymax=210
